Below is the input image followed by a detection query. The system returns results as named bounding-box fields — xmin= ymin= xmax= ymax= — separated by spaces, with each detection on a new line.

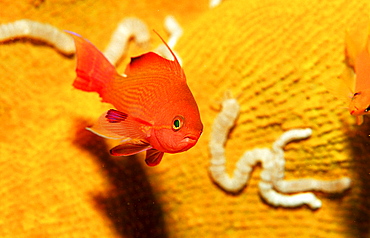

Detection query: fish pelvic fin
xmin=67 ymin=31 xmax=118 ymax=99
xmin=145 ymin=149 xmax=164 ymax=166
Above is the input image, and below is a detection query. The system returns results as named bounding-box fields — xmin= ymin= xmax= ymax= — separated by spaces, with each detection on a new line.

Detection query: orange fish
xmin=69 ymin=31 xmax=203 ymax=166
xmin=345 ymin=21 xmax=370 ymax=125
xmin=326 ymin=21 xmax=370 ymax=125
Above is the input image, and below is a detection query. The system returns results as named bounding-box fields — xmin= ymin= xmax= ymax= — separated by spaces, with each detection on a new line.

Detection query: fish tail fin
xmin=67 ymin=31 xmax=117 ymax=99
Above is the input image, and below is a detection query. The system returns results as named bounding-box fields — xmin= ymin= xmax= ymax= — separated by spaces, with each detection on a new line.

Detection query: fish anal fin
xmin=110 ymin=140 xmax=152 ymax=156
xmin=145 ymin=149 xmax=164 ymax=166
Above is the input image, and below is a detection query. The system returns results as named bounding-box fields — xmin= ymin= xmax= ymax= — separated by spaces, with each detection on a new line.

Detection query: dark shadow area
xmin=343 ymin=118 xmax=370 ymax=237
xmin=73 ymin=119 xmax=168 ymax=238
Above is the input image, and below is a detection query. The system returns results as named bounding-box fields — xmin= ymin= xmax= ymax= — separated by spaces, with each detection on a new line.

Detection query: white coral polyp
xmin=209 ymin=97 xmax=351 ymax=209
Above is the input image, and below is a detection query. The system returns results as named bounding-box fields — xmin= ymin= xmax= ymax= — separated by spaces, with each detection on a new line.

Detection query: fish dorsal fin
xmin=345 ymin=19 xmax=370 ymax=92
xmin=124 ymin=31 xmax=185 ymax=80
xmin=345 ymin=19 xmax=370 ymax=66
xmin=354 ymin=46 xmax=370 ymax=92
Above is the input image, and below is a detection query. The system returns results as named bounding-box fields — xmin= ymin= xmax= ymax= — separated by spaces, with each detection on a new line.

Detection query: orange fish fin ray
xmin=88 ymin=109 xmax=152 ymax=140
xmin=145 ymin=149 xmax=164 ymax=166
xmin=110 ymin=140 xmax=152 ymax=156
xmin=67 ymin=31 xmax=118 ymax=100
xmin=153 ymin=30 xmax=178 ymax=62
xmin=86 ymin=126 xmax=123 ymax=140
xmin=153 ymin=30 xmax=185 ymax=80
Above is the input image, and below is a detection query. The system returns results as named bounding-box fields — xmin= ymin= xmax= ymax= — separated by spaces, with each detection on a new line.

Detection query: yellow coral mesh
xmin=1 ymin=0 xmax=370 ymax=237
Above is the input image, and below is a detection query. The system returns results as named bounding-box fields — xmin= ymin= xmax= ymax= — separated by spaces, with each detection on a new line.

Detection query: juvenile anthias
xmin=69 ymin=31 xmax=203 ymax=166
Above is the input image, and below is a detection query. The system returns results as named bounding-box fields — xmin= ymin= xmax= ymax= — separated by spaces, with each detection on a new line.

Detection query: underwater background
xmin=1 ymin=0 xmax=370 ymax=237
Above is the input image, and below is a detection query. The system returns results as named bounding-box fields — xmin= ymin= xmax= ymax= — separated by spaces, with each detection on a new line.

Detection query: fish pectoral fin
xmin=145 ymin=149 xmax=164 ymax=166
xmin=110 ymin=140 xmax=152 ymax=156
xmin=87 ymin=125 xmax=122 ymax=140
xmin=87 ymin=110 xmax=151 ymax=140
xmin=322 ymin=67 xmax=354 ymax=105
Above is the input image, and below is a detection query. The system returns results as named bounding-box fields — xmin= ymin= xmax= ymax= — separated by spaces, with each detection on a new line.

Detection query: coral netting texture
xmin=1 ymin=0 xmax=369 ymax=237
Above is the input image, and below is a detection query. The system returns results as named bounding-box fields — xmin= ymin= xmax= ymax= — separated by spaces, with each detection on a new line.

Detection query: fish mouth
xmin=181 ymin=136 xmax=198 ymax=144
xmin=178 ymin=135 xmax=198 ymax=151
xmin=162 ymin=135 xmax=199 ymax=153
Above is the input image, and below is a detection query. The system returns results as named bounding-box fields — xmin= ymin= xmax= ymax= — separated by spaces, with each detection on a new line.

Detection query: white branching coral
xmin=209 ymin=97 xmax=351 ymax=209
xmin=0 ymin=19 xmax=75 ymax=55
xmin=103 ymin=17 xmax=150 ymax=65
xmin=0 ymin=16 xmax=181 ymax=65
xmin=209 ymin=0 xmax=223 ymax=8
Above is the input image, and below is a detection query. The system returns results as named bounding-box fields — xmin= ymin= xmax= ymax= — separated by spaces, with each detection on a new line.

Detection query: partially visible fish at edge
xmin=68 ymin=30 xmax=203 ymax=166
xmin=325 ymin=20 xmax=370 ymax=125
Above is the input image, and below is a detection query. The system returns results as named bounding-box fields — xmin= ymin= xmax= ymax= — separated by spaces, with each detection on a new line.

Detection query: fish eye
xmin=365 ymin=106 xmax=370 ymax=112
xmin=172 ymin=116 xmax=184 ymax=131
